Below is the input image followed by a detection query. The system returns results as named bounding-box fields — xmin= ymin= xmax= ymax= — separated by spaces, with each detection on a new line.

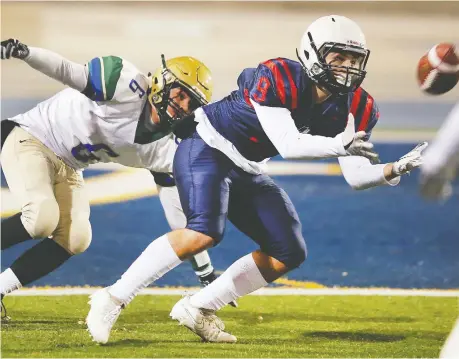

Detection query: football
xmin=417 ymin=43 xmax=459 ymax=95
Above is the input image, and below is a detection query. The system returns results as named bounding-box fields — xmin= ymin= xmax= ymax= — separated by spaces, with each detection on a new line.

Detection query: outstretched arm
xmin=252 ymin=100 xmax=379 ymax=161
xmin=339 ymin=156 xmax=399 ymax=190
xmin=1 ymin=38 xmax=88 ymax=91
xmin=339 ymin=142 xmax=428 ymax=190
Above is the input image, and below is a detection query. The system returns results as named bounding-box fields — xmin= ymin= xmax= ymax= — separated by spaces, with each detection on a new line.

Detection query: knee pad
xmin=22 ymin=197 xmax=60 ymax=239
xmin=186 ymin=213 xmax=227 ymax=245
xmin=272 ymin=235 xmax=307 ymax=269
xmin=286 ymin=240 xmax=307 ymax=269
xmin=54 ymin=217 xmax=92 ymax=255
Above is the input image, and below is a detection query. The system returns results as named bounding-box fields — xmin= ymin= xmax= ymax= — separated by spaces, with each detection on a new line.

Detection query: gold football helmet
xmin=148 ymin=55 xmax=213 ymax=127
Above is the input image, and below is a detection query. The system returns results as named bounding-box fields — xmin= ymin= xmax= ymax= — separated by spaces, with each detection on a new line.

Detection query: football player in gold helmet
xmin=0 ymin=39 xmax=235 ymax=322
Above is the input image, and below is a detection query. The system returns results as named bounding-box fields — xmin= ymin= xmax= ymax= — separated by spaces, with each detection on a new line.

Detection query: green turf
xmin=1 ymin=295 xmax=456 ymax=358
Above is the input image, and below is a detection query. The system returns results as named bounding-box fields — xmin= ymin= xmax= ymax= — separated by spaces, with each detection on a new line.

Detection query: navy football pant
xmin=173 ymin=132 xmax=306 ymax=269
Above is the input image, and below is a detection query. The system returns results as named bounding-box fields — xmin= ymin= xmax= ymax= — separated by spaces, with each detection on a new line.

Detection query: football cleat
xmin=86 ymin=288 xmax=123 ymax=344
xmin=199 ymin=272 xmax=238 ymax=308
xmin=170 ymin=295 xmax=237 ymax=343
xmin=1 ymin=294 xmax=11 ymax=322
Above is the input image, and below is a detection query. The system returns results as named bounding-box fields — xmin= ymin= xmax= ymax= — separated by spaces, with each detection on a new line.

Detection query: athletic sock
xmin=109 ymin=234 xmax=182 ymax=305
xmin=189 ymin=253 xmax=268 ymax=311
xmin=10 ymin=237 xmax=72 ymax=286
xmin=1 ymin=213 xmax=33 ymax=250
xmin=190 ymin=251 xmax=215 ymax=279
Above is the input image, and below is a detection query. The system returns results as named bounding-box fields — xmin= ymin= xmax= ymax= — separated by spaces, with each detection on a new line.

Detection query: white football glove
xmin=392 ymin=142 xmax=429 ymax=176
xmin=341 ymin=113 xmax=380 ymax=163
xmin=1 ymin=39 xmax=29 ymax=60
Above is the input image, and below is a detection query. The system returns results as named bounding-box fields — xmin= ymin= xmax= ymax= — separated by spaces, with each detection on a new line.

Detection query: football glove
xmin=1 ymin=39 xmax=29 ymax=60
xmin=420 ymin=173 xmax=453 ymax=201
xmin=392 ymin=142 xmax=428 ymax=176
xmin=341 ymin=113 xmax=380 ymax=163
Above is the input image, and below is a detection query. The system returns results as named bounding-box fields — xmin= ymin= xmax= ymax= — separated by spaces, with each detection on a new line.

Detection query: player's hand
xmin=420 ymin=173 xmax=453 ymax=201
xmin=392 ymin=142 xmax=428 ymax=176
xmin=1 ymin=39 xmax=30 ymax=60
xmin=341 ymin=113 xmax=380 ymax=162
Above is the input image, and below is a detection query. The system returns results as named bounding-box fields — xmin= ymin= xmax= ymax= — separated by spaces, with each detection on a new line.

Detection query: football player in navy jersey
xmin=87 ymin=15 xmax=427 ymax=343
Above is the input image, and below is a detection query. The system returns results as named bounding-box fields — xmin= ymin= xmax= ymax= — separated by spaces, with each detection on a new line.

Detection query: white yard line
xmin=8 ymin=287 xmax=459 ymax=297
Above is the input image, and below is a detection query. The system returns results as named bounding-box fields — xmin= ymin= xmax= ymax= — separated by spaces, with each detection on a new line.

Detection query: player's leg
xmin=1 ymin=213 xmax=33 ymax=250
xmin=156 ymin=183 xmax=238 ymax=307
xmin=87 ymin=133 xmax=234 ymax=343
xmin=51 ymin=166 xmax=92 ymax=258
xmin=1 ymin=126 xmax=59 ymax=250
xmin=0 ymin=127 xmax=62 ymax=297
xmin=156 ymin=184 xmax=215 ymax=283
xmin=172 ymin=174 xmax=306 ymax=335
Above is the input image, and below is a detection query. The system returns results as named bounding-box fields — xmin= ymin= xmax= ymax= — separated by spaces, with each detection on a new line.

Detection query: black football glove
xmin=1 ymin=39 xmax=30 ymax=60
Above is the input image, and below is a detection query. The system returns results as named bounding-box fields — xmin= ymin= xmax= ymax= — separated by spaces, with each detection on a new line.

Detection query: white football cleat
xmin=170 ymin=296 xmax=237 ymax=343
xmin=86 ymin=288 xmax=123 ymax=344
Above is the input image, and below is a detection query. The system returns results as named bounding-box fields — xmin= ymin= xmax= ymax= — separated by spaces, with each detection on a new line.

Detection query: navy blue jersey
xmin=202 ymin=58 xmax=379 ymax=162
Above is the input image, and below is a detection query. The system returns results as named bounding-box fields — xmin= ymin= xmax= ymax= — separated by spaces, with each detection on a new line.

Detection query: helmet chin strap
xmin=166 ymin=108 xmax=175 ymax=119
xmin=314 ymin=83 xmax=333 ymax=104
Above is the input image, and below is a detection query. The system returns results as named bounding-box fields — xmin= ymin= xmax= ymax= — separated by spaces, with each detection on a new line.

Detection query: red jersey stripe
xmin=244 ymin=88 xmax=253 ymax=107
xmin=358 ymin=94 xmax=374 ymax=132
xmin=263 ymin=60 xmax=286 ymax=105
xmin=277 ymin=58 xmax=298 ymax=110
xmin=349 ymin=87 xmax=362 ymax=117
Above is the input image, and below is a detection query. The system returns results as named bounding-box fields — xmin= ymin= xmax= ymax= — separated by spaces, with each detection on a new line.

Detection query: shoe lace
xmin=200 ymin=308 xmax=225 ymax=331
xmin=103 ymin=305 xmax=121 ymax=324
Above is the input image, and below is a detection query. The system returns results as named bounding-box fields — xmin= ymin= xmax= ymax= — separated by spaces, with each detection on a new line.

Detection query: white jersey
xmin=10 ymin=56 xmax=176 ymax=172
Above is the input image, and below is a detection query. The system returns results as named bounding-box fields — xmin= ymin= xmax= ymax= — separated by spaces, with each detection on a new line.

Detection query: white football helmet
xmin=297 ymin=15 xmax=370 ymax=95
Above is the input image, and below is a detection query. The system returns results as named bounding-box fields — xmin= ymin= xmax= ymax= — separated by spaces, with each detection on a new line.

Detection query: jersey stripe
xmin=358 ymin=94 xmax=374 ymax=132
xmin=354 ymin=91 xmax=369 ymax=130
xmin=88 ymin=58 xmax=104 ymax=101
xmin=99 ymin=57 xmax=107 ymax=100
xmin=244 ymin=88 xmax=254 ymax=107
xmin=263 ymin=60 xmax=286 ymax=105
xmin=102 ymin=56 xmax=123 ymax=101
xmin=349 ymin=87 xmax=362 ymax=118
xmin=277 ymin=58 xmax=298 ymax=110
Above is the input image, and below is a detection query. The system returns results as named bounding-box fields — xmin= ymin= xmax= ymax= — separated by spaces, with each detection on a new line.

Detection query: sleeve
xmin=23 ymin=47 xmax=88 ymax=91
xmin=247 ymin=59 xmax=298 ymax=110
xmin=82 ymin=56 xmax=124 ymax=101
xmin=421 ymin=102 xmax=459 ymax=179
xmin=338 ymin=156 xmax=400 ymax=190
xmin=251 ymin=99 xmax=347 ymax=160
xmin=340 ymin=94 xmax=401 ymax=190
xmin=349 ymin=88 xmax=380 ymax=141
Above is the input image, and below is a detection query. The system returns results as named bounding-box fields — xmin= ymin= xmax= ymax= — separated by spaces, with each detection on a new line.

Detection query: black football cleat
xmin=199 ymin=272 xmax=238 ymax=308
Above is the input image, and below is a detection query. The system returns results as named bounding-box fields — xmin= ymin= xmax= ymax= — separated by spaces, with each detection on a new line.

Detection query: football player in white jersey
xmin=420 ymin=102 xmax=459 ymax=359
xmin=0 ymin=38 xmax=234 ymax=319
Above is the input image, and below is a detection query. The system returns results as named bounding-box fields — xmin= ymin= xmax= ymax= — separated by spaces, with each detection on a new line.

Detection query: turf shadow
xmin=102 ymin=338 xmax=199 ymax=347
xmin=225 ymin=312 xmax=415 ymax=324
xmin=303 ymin=331 xmax=405 ymax=342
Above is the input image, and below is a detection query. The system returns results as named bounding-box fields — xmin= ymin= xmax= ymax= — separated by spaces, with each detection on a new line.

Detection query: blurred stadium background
xmin=1 ymin=1 xmax=458 ymax=290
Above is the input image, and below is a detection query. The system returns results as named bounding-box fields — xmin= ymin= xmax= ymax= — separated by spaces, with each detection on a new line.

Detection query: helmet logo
xmin=346 ymin=40 xmax=364 ymax=47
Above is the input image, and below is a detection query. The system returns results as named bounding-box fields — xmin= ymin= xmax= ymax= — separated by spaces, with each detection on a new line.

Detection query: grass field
xmin=1 ymin=294 xmax=457 ymax=358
